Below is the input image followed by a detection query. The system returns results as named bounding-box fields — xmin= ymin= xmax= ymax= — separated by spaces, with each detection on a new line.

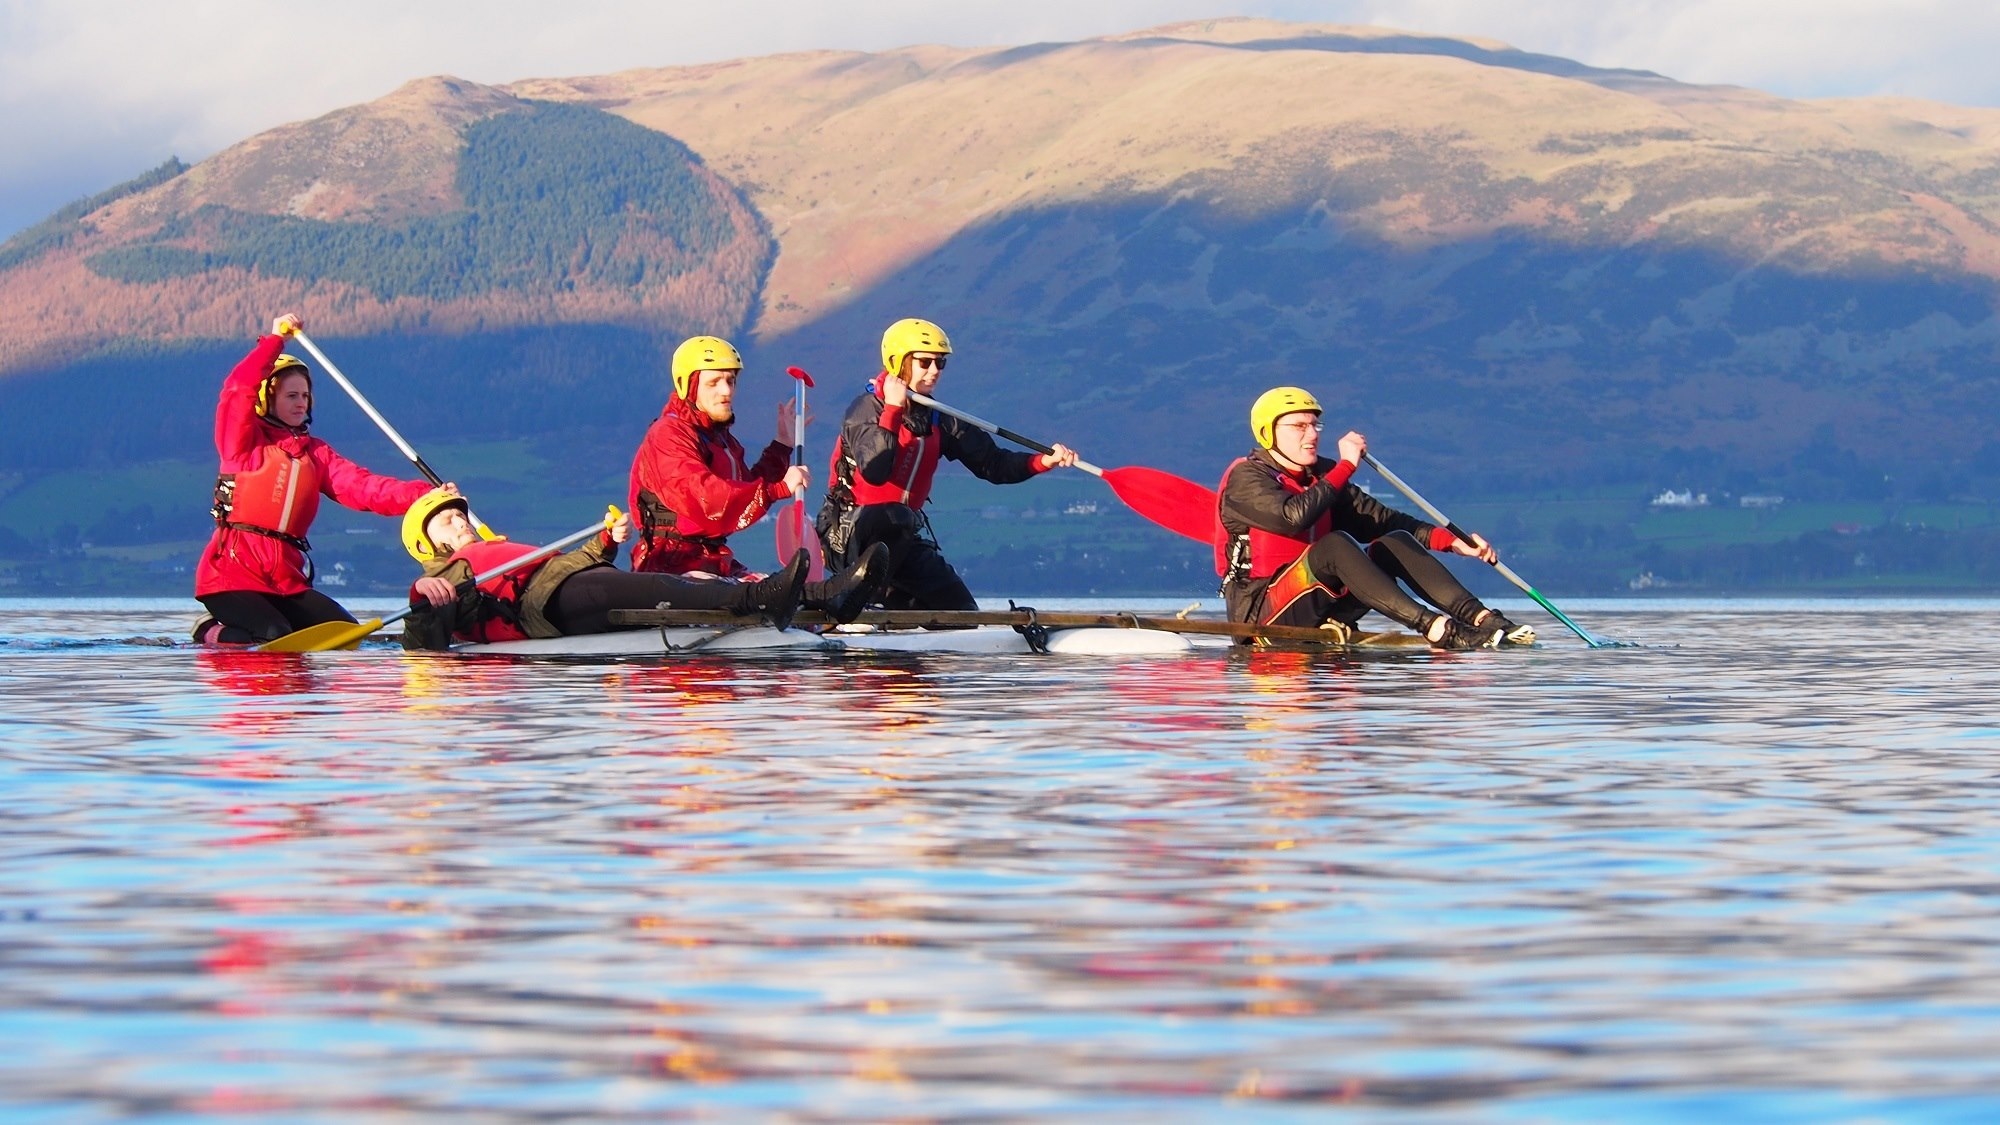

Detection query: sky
xmin=5 ymin=0 xmax=2000 ymax=241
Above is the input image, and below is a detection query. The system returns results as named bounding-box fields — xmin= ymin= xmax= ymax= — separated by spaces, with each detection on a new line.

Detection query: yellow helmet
xmin=1250 ymin=387 xmax=1323 ymax=449
xmin=254 ymin=353 xmax=312 ymax=420
xmin=670 ymin=335 xmax=743 ymax=401
xmin=880 ymin=318 xmax=952 ymax=377
xmin=402 ymin=487 xmax=470 ymax=563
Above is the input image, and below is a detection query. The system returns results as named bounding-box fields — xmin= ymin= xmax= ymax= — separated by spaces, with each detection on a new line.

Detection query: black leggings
xmin=1267 ymin=530 xmax=1487 ymax=631
xmin=543 ymin=568 xmax=748 ymax=635
xmin=199 ymin=589 xmax=355 ymax=644
xmin=850 ymin=505 xmax=976 ymax=611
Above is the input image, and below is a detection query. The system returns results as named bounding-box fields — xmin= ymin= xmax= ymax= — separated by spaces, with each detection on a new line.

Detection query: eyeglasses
xmin=909 ymin=355 xmax=947 ymax=371
xmin=1276 ymin=419 xmax=1324 ymax=432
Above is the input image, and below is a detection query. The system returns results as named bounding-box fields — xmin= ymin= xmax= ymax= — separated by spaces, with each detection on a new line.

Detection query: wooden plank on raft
xmin=604 ymin=607 xmax=1426 ymax=647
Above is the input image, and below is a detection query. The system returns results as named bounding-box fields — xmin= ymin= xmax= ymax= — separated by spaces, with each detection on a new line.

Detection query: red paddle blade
xmin=785 ymin=365 xmax=816 ymax=388
xmin=798 ymin=502 xmax=826 ymax=581
xmin=1101 ymin=466 xmax=1217 ymax=543
xmin=775 ymin=500 xmax=827 ymax=581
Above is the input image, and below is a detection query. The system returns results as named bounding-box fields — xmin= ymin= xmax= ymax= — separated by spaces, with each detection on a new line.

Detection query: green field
xmin=3 ymin=453 xmax=1995 ymax=597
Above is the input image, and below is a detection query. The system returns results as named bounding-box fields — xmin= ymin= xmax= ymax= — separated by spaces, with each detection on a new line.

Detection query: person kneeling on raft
xmin=1217 ymin=386 xmax=1535 ymax=650
xmin=194 ymin=313 xmax=441 ymax=645
xmin=397 ymin=489 xmax=885 ymax=651
xmin=816 ymin=317 xmax=1080 ymax=611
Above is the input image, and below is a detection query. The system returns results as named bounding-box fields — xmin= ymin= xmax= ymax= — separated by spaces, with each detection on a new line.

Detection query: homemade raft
xmin=448 ymin=607 xmax=1432 ymax=656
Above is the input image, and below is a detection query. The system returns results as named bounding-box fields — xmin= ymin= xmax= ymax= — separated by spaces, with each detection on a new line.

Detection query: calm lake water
xmin=2 ymin=597 xmax=1997 ymax=1122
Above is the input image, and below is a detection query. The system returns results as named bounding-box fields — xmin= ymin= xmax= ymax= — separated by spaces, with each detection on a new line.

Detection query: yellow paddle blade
xmin=254 ymin=617 xmax=383 ymax=653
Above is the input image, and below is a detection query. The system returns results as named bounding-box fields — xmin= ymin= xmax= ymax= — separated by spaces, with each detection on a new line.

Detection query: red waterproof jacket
xmin=626 ymin=396 xmax=792 ymax=576
xmin=194 ymin=334 xmax=431 ymax=597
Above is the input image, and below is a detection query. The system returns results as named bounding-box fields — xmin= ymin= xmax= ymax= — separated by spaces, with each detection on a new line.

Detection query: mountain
xmin=3 ymin=18 xmax=1999 ymax=594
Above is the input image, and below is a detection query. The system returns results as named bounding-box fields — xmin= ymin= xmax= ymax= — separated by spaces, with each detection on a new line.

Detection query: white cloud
xmin=5 ymin=0 xmax=2000 ymax=239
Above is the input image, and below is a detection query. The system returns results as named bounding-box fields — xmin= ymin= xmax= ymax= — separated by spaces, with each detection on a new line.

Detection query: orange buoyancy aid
xmin=1214 ymin=457 xmax=1332 ymax=582
xmin=215 ymin=443 xmax=323 ymax=542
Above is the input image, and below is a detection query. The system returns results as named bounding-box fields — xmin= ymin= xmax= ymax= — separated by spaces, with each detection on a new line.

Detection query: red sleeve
xmin=214 ymin=335 xmax=287 ymax=467
xmin=634 ymin=418 xmax=779 ymax=536
xmin=309 ymin=439 xmax=432 ymax=517
xmin=1323 ymin=460 xmax=1357 ymax=490
xmin=1429 ymin=526 xmax=1458 ymax=552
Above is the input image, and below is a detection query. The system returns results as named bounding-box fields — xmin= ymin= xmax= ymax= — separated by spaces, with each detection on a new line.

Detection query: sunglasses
xmin=909 ymin=355 xmax=947 ymax=371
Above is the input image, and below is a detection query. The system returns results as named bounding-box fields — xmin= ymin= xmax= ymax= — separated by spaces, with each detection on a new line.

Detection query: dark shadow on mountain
xmin=1125 ymin=31 xmax=1672 ymax=87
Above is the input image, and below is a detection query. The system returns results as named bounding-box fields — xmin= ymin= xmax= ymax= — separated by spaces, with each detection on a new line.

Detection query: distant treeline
xmin=0 ymin=158 xmax=188 ymax=272
xmin=85 ymin=104 xmax=742 ymax=301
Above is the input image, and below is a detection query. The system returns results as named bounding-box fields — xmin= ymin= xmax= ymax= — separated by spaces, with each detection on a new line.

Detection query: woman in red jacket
xmin=193 ymin=313 xmax=439 ymax=645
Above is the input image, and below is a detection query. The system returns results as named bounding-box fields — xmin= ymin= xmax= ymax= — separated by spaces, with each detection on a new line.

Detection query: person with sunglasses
xmin=815 ymin=317 xmax=1080 ymax=611
xmin=1216 ymin=386 xmax=1534 ymax=649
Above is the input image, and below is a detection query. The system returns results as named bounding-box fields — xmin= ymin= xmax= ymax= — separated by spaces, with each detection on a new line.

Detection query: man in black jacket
xmin=1216 ymin=386 xmax=1533 ymax=649
xmin=816 ymin=318 xmax=1079 ymax=611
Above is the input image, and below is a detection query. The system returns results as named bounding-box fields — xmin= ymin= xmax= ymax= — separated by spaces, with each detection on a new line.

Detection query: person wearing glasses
xmin=1216 ymin=386 xmax=1533 ymax=649
xmin=815 ymin=317 xmax=1080 ymax=611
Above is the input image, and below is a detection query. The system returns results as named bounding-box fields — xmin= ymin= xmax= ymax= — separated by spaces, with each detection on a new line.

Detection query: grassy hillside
xmin=2 ymin=18 xmax=1999 ymax=595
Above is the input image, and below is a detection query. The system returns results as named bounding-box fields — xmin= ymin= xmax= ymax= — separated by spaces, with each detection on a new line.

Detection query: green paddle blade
xmin=254 ymin=617 xmax=381 ymax=653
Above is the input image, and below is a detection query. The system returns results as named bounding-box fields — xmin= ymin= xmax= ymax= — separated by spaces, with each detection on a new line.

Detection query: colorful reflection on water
xmin=1 ymin=601 xmax=1997 ymax=1120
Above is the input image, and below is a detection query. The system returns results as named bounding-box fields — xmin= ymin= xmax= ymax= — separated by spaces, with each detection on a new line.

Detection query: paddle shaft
xmin=907 ymin=389 xmax=1103 ymax=477
xmin=288 ymin=329 xmax=490 ymax=532
xmin=1361 ymin=452 xmax=1607 ymax=647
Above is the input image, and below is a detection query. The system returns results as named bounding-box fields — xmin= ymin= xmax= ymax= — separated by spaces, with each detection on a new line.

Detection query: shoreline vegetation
xmin=3 ymin=460 xmax=1994 ymax=599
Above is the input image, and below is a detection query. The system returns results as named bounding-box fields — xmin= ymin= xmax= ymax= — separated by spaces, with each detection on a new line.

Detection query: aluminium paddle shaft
xmin=906 ymin=389 xmax=1108 ymax=478
xmin=1361 ymin=452 xmax=1618 ymax=648
xmin=286 ymin=328 xmax=493 ymax=535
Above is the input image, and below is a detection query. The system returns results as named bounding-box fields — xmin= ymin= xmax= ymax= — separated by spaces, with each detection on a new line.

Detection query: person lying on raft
xmin=194 ymin=313 xmax=441 ymax=645
xmin=816 ymin=317 xmax=1080 ymax=611
xmin=1216 ymin=387 xmax=1534 ymax=650
xmin=396 ymin=489 xmax=885 ymax=650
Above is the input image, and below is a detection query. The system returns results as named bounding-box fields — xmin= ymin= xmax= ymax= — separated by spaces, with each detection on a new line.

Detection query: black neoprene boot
xmin=803 ymin=542 xmax=890 ymax=624
xmin=1478 ymin=610 xmax=1536 ymax=646
xmin=1424 ymin=612 xmax=1493 ymax=651
xmin=734 ymin=549 xmax=809 ymax=631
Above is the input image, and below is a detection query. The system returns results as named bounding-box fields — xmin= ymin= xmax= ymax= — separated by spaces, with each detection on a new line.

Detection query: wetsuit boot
xmin=802 ymin=542 xmax=890 ymax=624
xmin=1424 ymin=612 xmax=1496 ymax=651
xmin=732 ymin=549 xmax=809 ymax=631
xmin=1462 ymin=608 xmax=1533 ymax=647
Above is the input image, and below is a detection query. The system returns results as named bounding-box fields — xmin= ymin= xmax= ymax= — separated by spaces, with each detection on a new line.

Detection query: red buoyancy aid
xmin=440 ymin=539 xmax=544 ymax=644
xmin=841 ymin=397 xmax=945 ymax=510
xmin=220 ymin=444 xmax=324 ymax=540
xmin=1214 ymin=457 xmax=1333 ymax=580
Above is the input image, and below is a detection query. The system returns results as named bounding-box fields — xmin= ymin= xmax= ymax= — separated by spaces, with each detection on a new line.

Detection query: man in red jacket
xmin=193 ymin=313 xmax=439 ymax=645
xmin=628 ymin=334 xmax=802 ymax=577
xmin=1215 ymin=386 xmax=1534 ymax=649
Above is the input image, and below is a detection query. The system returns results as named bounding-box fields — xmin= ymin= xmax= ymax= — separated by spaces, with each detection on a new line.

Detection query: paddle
xmin=255 ymin=509 xmax=619 ymax=653
xmin=1360 ymin=453 xmax=1624 ymax=648
xmin=285 ymin=327 xmax=495 ymax=539
xmin=774 ymin=365 xmax=827 ymax=580
xmin=905 ymin=389 xmax=1217 ymax=541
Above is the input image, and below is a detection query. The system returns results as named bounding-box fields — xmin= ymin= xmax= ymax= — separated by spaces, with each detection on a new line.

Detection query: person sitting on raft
xmin=193 ymin=313 xmax=441 ymax=645
xmin=627 ymin=334 xmax=886 ymax=610
xmin=1217 ymin=386 xmax=1534 ymax=650
xmin=815 ymin=317 xmax=1080 ymax=611
xmin=397 ymin=488 xmax=884 ymax=650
